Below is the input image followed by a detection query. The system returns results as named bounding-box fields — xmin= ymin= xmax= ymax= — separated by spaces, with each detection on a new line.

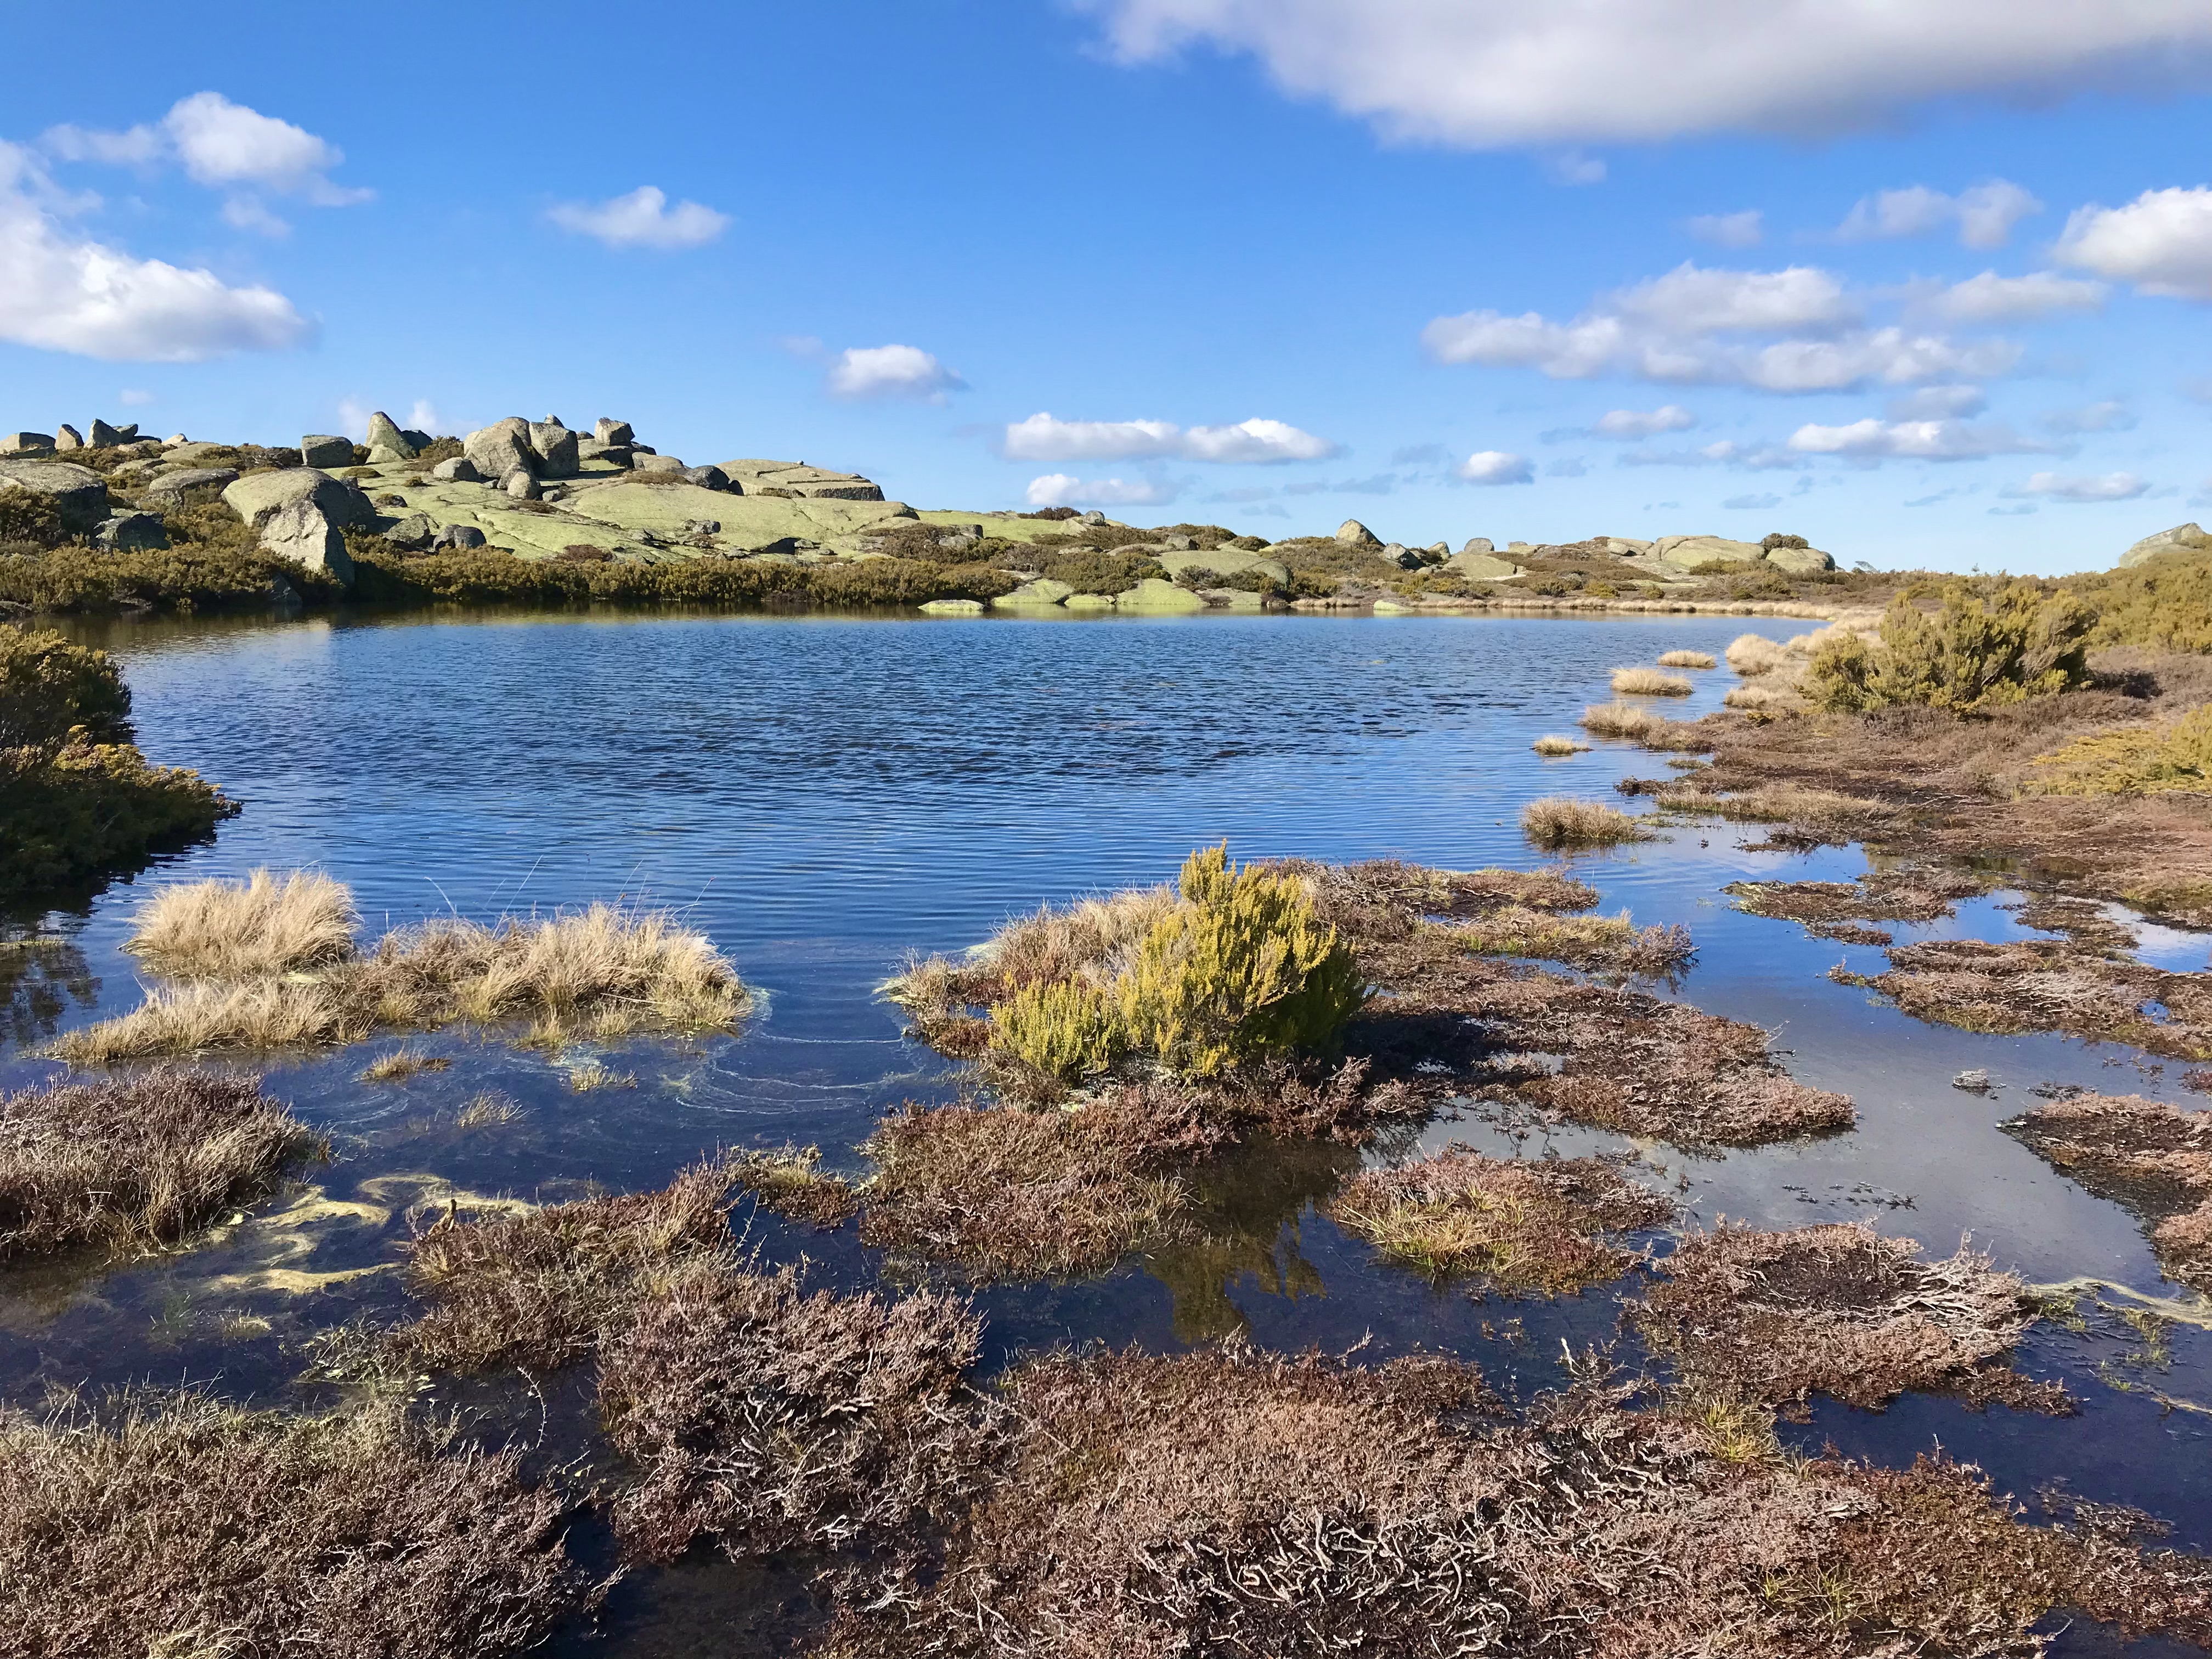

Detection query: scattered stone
xmin=680 ymin=518 xmax=721 ymax=537
xmin=1460 ymin=537 xmax=1495 ymax=556
xmin=300 ymin=435 xmax=354 ymax=469
xmin=1114 ymin=577 xmax=1207 ymax=614
xmin=165 ymin=433 xmax=187 ymax=447
xmin=918 ymin=598 xmax=985 ymax=616
xmin=595 ymin=417 xmax=634 ymax=445
xmin=1953 ymin=1069 xmax=1995 ymax=1093
xmin=464 ymin=418 xmax=539 ymax=483
xmin=92 ymin=511 xmax=169 ymax=552
xmin=0 ymin=434 xmax=55 ymax=455
xmin=144 ymin=467 xmax=240 ymax=504
xmin=992 ymin=578 xmax=1075 ymax=610
xmin=381 ymin=512 xmax=437 ymax=550
xmin=221 ymin=469 xmax=364 ymax=585
xmin=431 ymin=523 xmax=487 ymax=551
xmin=53 ymin=425 xmax=83 ymax=452
xmin=679 ymin=465 xmax=729 ymax=491
xmin=2120 ymin=522 xmax=2212 ymax=569
xmin=1336 ymin=518 xmax=1381 ymax=548
xmin=89 ymin=419 xmax=134 ymax=447
xmin=631 ymin=454 xmax=684 ymax=474
xmin=0 ymin=459 xmax=110 ymax=533
xmin=528 ymin=419 xmax=579 ymax=479
xmin=430 ymin=456 xmax=481 ymax=483
xmin=1380 ymin=542 xmax=1424 ymax=570
xmin=364 ymin=411 xmax=418 ymax=464
xmin=504 ymin=470 xmax=540 ymax=500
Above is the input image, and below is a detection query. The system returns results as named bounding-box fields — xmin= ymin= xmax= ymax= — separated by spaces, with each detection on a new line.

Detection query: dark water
xmin=5 ymin=608 xmax=2208 ymax=1652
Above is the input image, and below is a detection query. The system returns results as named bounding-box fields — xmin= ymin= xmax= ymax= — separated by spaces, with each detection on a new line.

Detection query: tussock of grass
xmin=127 ymin=868 xmax=357 ymax=979
xmin=1725 ymin=631 xmax=1791 ymax=675
xmin=54 ymin=895 xmax=748 ymax=1063
xmin=1531 ymin=733 xmax=1588 ymax=755
xmin=567 ymin=1062 xmax=636 ymax=1092
xmin=1326 ymin=1147 xmax=1672 ymax=1291
xmin=2006 ymin=1093 xmax=2212 ymax=1292
xmin=1657 ymin=780 xmax=1883 ymax=830
xmin=1611 ymin=666 xmax=1694 ymax=696
xmin=360 ymin=1045 xmax=449 ymax=1082
xmin=1722 ymin=682 xmax=1798 ymax=711
xmin=0 ymin=1069 xmax=322 ymax=1262
xmin=452 ymin=1092 xmax=521 ymax=1130
xmin=1578 ymin=700 xmax=1713 ymax=751
xmin=1521 ymin=795 xmax=1654 ymax=848
xmin=1724 ymin=871 xmax=1976 ymax=940
xmin=730 ymin=1143 xmax=861 ymax=1226
xmin=0 ymin=1392 xmax=593 ymax=1659
xmin=1631 ymin=1222 xmax=2067 ymax=1415
xmin=1451 ymin=905 xmax=1693 ymax=974
xmin=1657 ymin=649 xmax=1716 ymax=669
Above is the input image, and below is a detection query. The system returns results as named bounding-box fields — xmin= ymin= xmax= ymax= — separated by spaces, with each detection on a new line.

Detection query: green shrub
xmin=1117 ymin=845 xmax=1365 ymax=1079
xmin=1807 ymin=582 xmax=2091 ymax=714
xmin=991 ymin=978 xmax=1128 ymax=1082
xmin=0 ymin=738 xmax=235 ymax=898
xmin=0 ymin=545 xmax=332 ymax=614
xmin=351 ymin=549 xmax=1020 ymax=609
xmin=2028 ymin=703 xmax=2212 ymax=795
xmin=1028 ymin=548 xmax=1165 ymax=595
xmin=2068 ymin=551 xmax=2212 ymax=654
xmin=0 ymin=628 xmax=132 ymax=748
xmin=0 ymin=488 xmax=64 ymax=550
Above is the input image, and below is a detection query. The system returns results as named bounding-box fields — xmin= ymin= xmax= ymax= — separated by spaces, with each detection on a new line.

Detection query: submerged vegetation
xmin=0 ymin=1069 xmax=323 ymax=1262
xmin=54 ymin=872 xmax=747 ymax=1063
xmin=2006 ymin=1093 xmax=2212 ymax=1293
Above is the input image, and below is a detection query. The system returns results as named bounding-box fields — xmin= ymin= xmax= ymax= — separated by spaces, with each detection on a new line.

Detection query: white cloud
xmin=1002 ymin=410 xmax=1338 ymax=463
xmin=405 ymin=400 xmax=444 ymax=435
xmin=826 ymin=343 xmax=966 ymax=402
xmin=1593 ymin=404 xmax=1696 ymax=438
xmin=1617 ymin=438 xmax=1803 ymax=470
xmin=1888 ymin=385 xmax=1987 ymax=419
xmin=0 ymin=141 xmax=310 ymax=362
xmin=1425 ymin=261 xmax=2049 ymax=393
xmin=1543 ymin=151 xmax=1606 ymax=185
xmin=1025 ymin=473 xmax=1178 ymax=507
xmin=1687 ymin=210 xmax=1763 ymax=248
xmin=548 ymin=185 xmax=729 ymax=250
xmin=1787 ymin=417 xmax=2049 ymax=461
xmin=2010 ymin=470 xmax=2149 ymax=502
xmin=1077 ymin=1 xmax=2212 ymax=146
xmin=44 ymin=94 xmax=370 ymax=233
xmin=1836 ymin=180 xmax=2040 ymax=248
xmin=1922 ymin=270 xmax=2106 ymax=323
xmin=2040 ymin=398 xmax=2135 ymax=435
xmin=2055 ymin=187 xmax=2212 ymax=298
xmin=1456 ymin=449 xmax=1533 ymax=484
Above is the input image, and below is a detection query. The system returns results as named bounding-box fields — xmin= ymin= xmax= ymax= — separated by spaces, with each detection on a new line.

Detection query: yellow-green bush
xmin=0 ymin=627 xmax=133 ymax=748
xmin=1807 ymin=582 xmax=2091 ymax=714
xmin=1115 ymin=845 xmax=1365 ymax=1079
xmin=2028 ymin=703 xmax=2212 ymax=795
xmin=991 ymin=978 xmax=1128 ymax=1082
xmin=0 ymin=487 xmax=64 ymax=550
xmin=2066 ymin=551 xmax=2212 ymax=654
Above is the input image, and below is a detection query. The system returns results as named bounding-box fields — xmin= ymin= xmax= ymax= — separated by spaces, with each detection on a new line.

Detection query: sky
xmin=5 ymin=1 xmax=2212 ymax=574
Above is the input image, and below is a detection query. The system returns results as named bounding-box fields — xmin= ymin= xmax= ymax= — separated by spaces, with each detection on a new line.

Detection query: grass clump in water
xmin=1452 ymin=905 xmax=1692 ymax=974
xmin=1657 ymin=648 xmax=1716 ymax=669
xmin=360 ymin=1045 xmax=450 ymax=1082
xmin=0 ymin=1392 xmax=595 ymax=1659
xmin=127 ymin=867 xmax=357 ymax=978
xmin=1520 ymin=795 xmax=1654 ymax=848
xmin=1325 ymin=1147 xmax=1672 ymax=1292
xmin=1630 ymin=1222 xmax=2069 ymax=1416
xmin=1611 ymin=666 xmax=1694 ymax=696
xmin=2005 ymin=1093 xmax=2212 ymax=1293
xmin=0 ymin=1069 xmax=323 ymax=1262
xmin=1531 ymin=733 xmax=1588 ymax=755
xmin=1578 ymin=699 xmax=1713 ymax=751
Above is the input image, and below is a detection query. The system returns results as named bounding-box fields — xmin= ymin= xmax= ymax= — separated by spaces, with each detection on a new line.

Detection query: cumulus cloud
xmin=825 ymin=343 xmax=965 ymax=402
xmin=1617 ymin=438 xmax=1803 ymax=470
xmin=1424 ymin=262 xmax=2018 ymax=393
xmin=548 ymin=185 xmax=730 ymax=250
xmin=1076 ymin=1 xmax=2212 ymax=146
xmin=0 ymin=141 xmax=310 ymax=362
xmin=1921 ymin=270 xmax=2107 ymax=323
xmin=1456 ymin=449 xmax=1533 ymax=484
xmin=1002 ymin=411 xmax=1339 ymax=464
xmin=1835 ymin=180 xmax=2040 ymax=247
xmin=45 ymin=93 xmax=370 ymax=233
xmin=2055 ymin=187 xmax=2212 ymax=298
xmin=1594 ymin=404 xmax=1697 ymax=438
xmin=1687 ymin=210 xmax=1763 ymax=248
xmin=1787 ymin=417 xmax=2050 ymax=461
xmin=2008 ymin=470 xmax=2149 ymax=502
xmin=1025 ymin=473 xmax=1179 ymax=507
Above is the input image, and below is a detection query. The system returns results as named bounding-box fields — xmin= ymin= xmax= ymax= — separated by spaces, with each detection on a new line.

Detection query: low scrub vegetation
xmin=1724 ymin=871 xmax=1978 ymax=943
xmin=2006 ymin=1092 xmax=2212 ymax=1293
xmin=0 ymin=1069 xmax=323 ymax=1262
xmin=2028 ymin=702 xmax=2212 ymax=795
xmin=2069 ymin=546 xmax=2212 ymax=654
xmin=1631 ymin=1223 xmax=2067 ymax=1415
xmin=0 ymin=1392 xmax=593 ymax=1659
xmin=54 ymin=879 xmax=748 ymax=1063
xmin=1520 ymin=795 xmax=1654 ymax=848
xmin=1807 ymin=582 xmax=2092 ymax=714
xmin=1325 ymin=1147 xmax=1672 ymax=1292
xmin=1452 ymin=904 xmax=1693 ymax=974
xmin=1610 ymin=666 xmax=1693 ymax=696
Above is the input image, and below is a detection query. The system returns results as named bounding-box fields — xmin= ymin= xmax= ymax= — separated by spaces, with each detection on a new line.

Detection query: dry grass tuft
xmin=1725 ymin=870 xmax=1979 ymax=941
xmin=51 ymin=977 xmax=364 ymax=1066
xmin=1326 ymin=1147 xmax=1672 ymax=1292
xmin=0 ymin=1069 xmax=323 ymax=1262
xmin=2006 ymin=1093 xmax=2212 ymax=1293
xmin=730 ymin=1143 xmax=861 ymax=1226
xmin=0 ymin=1392 xmax=594 ymax=1659
xmin=1531 ymin=733 xmax=1589 ymax=756
xmin=396 ymin=1158 xmax=737 ymax=1372
xmin=127 ymin=868 xmax=358 ymax=979
xmin=1657 ymin=779 xmax=1886 ymax=834
xmin=1657 ymin=649 xmax=1717 ymax=669
xmin=1611 ymin=666 xmax=1694 ymax=696
xmin=597 ymin=1260 xmax=988 ymax=1571
xmin=360 ymin=1045 xmax=449 ymax=1082
xmin=1451 ymin=906 xmax=1694 ymax=974
xmin=1631 ymin=1222 xmax=2067 ymax=1416
xmin=1578 ymin=700 xmax=1714 ymax=752
xmin=1521 ymin=795 xmax=1654 ymax=848
xmin=1722 ymin=682 xmax=1799 ymax=712
xmin=452 ymin=1091 xmax=521 ymax=1130
xmin=566 ymin=1061 xmax=636 ymax=1092
xmin=1725 ymin=631 xmax=1792 ymax=675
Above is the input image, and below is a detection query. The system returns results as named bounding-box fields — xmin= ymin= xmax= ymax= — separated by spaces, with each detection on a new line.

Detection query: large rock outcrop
xmin=464 ymin=418 xmax=541 ymax=483
xmin=715 ymin=460 xmax=882 ymax=500
xmin=364 ymin=411 xmax=418 ymax=464
xmin=0 ymin=459 xmax=111 ymax=534
xmin=222 ymin=470 xmax=368 ymax=585
xmin=2121 ymin=523 xmax=2212 ymax=568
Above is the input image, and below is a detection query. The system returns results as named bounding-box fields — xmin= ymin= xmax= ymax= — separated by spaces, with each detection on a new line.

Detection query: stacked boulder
xmin=221 ymin=471 xmax=373 ymax=584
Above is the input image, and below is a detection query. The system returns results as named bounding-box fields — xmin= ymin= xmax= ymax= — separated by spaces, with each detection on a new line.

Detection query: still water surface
xmin=4 ymin=609 xmax=2207 ymax=1651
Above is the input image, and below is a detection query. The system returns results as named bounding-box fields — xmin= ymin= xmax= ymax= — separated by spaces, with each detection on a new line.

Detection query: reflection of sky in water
xmin=4 ymin=610 xmax=2207 ymax=1588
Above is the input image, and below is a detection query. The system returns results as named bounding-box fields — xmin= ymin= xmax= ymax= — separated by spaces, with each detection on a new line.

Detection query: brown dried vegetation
xmin=0 ymin=1069 xmax=323 ymax=1262
xmin=1630 ymin=1223 xmax=2068 ymax=1416
xmin=1725 ymin=868 xmax=1983 ymax=943
xmin=2006 ymin=1092 xmax=2212 ymax=1292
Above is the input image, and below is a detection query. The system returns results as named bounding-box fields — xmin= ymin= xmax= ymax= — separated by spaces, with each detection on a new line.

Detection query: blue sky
xmin=5 ymin=0 xmax=2211 ymax=573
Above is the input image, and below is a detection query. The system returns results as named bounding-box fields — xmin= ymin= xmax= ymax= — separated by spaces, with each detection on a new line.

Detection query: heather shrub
xmin=0 ymin=626 xmax=132 ymax=748
xmin=1807 ymin=582 xmax=2091 ymax=714
xmin=0 ymin=486 xmax=64 ymax=549
xmin=2028 ymin=703 xmax=2212 ymax=795
xmin=991 ymin=977 xmax=1127 ymax=1083
xmin=1 ymin=740 xmax=234 ymax=899
xmin=2068 ymin=549 xmax=2212 ymax=654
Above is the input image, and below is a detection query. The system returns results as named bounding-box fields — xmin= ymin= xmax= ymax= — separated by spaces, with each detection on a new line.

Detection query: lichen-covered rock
xmin=991 ymin=578 xmax=1075 ymax=609
xmin=1113 ymin=577 xmax=1206 ymax=614
xmin=90 ymin=419 xmax=134 ymax=446
xmin=54 ymin=425 xmax=83 ymax=452
xmin=528 ymin=419 xmax=580 ymax=479
xmin=919 ymin=598 xmax=984 ymax=616
xmin=1652 ymin=534 xmax=1764 ymax=568
xmin=504 ymin=470 xmax=541 ymax=500
xmin=2120 ymin=522 xmax=2212 ymax=568
xmin=679 ymin=465 xmax=730 ymax=491
xmin=144 ymin=467 xmax=241 ymax=505
xmin=300 ymin=435 xmax=354 ymax=469
xmin=364 ymin=411 xmax=418 ymax=464
xmin=465 ymin=417 xmax=539 ymax=483
xmin=595 ymin=417 xmax=634 ymax=445
xmin=1460 ymin=536 xmax=1495 ymax=556
xmin=1381 ymin=543 xmax=1424 ymax=570
xmin=0 ymin=434 xmax=55 ymax=455
xmin=381 ymin=512 xmax=437 ymax=550
xmin=1063 ymin=592 xmax=1115 ymax=612
xmin=633 ymin=454 xmax=685 ymax=474
xmin=221 ymin=470 xmax=363 ymax=585
xmin=716 ymin=459 xmax=884 ymax=501
xmin=93 ymin=511 xmax=168 ymax=551
xmin=1761 ymin=542 xmax=1835 ymax=575
xmin=432 ymin=523 xmax=487 ymax=551
xmin=431 ymin=456 xmax=481 ymax=483
xmin=1336 ymin=518 xmax=1380 ymax=548
xmin=1443 ymin=550 xmax=1522 ymax=580
xmin=0 ymin=459 xmax=110 ymax=533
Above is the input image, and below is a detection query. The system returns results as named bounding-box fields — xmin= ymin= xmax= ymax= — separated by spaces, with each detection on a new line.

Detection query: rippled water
xmin=5 ymin=608 xmax=2208 ymax=1654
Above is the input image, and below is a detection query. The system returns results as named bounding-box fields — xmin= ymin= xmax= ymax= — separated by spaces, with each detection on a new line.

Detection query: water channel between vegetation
xmin=5 ymin=607 xmax=2207 ymax=1657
